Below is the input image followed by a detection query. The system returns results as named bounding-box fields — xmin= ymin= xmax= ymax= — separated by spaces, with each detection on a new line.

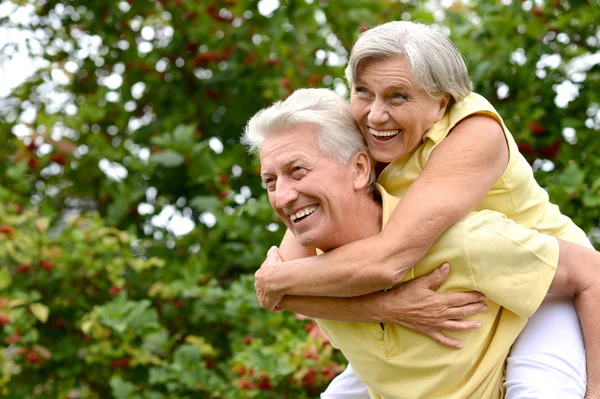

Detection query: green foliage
xmin=1 ymin=0 xmax=599 ymax=397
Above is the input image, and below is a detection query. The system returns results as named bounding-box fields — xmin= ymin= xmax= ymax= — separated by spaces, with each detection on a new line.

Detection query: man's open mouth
xmin=290 ymin=205 xmax=319 ymax=223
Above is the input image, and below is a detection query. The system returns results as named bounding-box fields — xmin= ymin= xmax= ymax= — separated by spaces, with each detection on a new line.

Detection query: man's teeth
xmin=290 ymin=206 xmax=318 ymax=222
xmin=369 ymin=128 xmax=400 ymax=137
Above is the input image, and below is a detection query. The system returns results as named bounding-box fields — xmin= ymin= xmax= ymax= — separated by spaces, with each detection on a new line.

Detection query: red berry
xmin=256 ymin=376 xmax=273 ymax=390
xmin=517 ymin=142 xmax=535 ymax=155
xmin=49 ymin=153 xmax=66 ymax=165
xmin=244 ymin=52 xmax=256 ymax=66
xmin=0 ymin=226 xmax=13 ymax=234
xmin=110 ymin=357 xmax=130 ymax=369
xmin=108 ymin=285 xmax=121 ymax=296
xmin=218 ymin=191 xmax=229 ymax=200
xmin=25 ymin=142 xmax=38 ymax=152
xmin=175 ymin=300 xmax=185 ymax=309
xmin=218 ymin=175 xmax=229 ymax=184
xmin=539 ymin=139 xmax=561 ymax=158
xmin=267 ymin=58 xmax=280 ymax=67
xmin=307 ymin=74 xmax=323 ymax=86
xmin=0 ymin=314 xmax=9 ymax=326
xmin=16 ymin=264 xmax=32 ymax=274
xmin=243 ymin=335 xmax=253 ymax=345
xmin=532 ymin=7 xmax=543 ymax=16
xmin=237 ymin=379 xmax=254 ymax=390
xmin=13 ymin=347 xmax=26 ymax=356
xmin=280 ymin=77 xmax=291 ymax=89
xmin=40 ymin=260 xmax=53 ymax=272
xmin=28 ymin=156 xmax=38 ymax=171
xmin=204 ymin=358 xmax=215 ymax=368
xmin=358 ymin=24 xmax=368 ymax=33
xmin=26 ymin=350 xmax=44 ymax=364
xmin=528 ymin=122 xmax=546 ymax=136
xmin=4 ymin=335 xmax=21 ymax=344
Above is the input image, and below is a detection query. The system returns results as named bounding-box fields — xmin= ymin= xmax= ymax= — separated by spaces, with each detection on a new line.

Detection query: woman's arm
xmin=268 ymin=244 xmax=486 ymax=348
xmin=551 ymin=239 xmax=600 ymax=397
xmin=254 ymin=115 xmax=508 ymax=310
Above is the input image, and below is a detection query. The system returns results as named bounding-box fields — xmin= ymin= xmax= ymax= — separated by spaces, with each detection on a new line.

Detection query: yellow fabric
xmin=378 ymin=92 xmax=592 ymax=249
xmin=316 ymin=184 xmax=558 ymax=399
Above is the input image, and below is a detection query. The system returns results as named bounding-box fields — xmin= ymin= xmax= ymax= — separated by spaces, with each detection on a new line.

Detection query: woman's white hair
xmin=242 ymin=88 xmax=368 ymax=165
xmin=345 ymin=21 xmax=472 ymax=103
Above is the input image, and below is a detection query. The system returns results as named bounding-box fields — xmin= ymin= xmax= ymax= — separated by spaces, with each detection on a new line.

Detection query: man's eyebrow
xmin=260 ymin=155 xmax=306 ymax=177
xmin=282 ymin=155 xmax=306 ymax=168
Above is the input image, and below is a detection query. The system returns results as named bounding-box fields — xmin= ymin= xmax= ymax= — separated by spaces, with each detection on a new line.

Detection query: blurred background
xmin=0 ymin=0 xmax=599 ymax=398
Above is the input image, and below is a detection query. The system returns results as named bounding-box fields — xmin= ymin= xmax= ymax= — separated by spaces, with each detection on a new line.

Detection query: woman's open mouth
xmin=368 ymin=127 xmax=400 ymax=142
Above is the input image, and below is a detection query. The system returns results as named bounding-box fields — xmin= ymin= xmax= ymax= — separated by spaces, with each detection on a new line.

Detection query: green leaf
xmin=150 ymin=150 xmax=185 ymax=167
xmin=556 ymin=164 xmax=585 ymax=187
xmin=173 ymin=124 xmax=196 ymax=146
xmin=0 ymin=268 xmax=12 ymax=290
xmin=189 ymin=195 xmax=221 ymax=212
xmin=110 ymin=377 xmax=137 ymax=399
xmin=30 ymin=303 xmax=49 ymax=323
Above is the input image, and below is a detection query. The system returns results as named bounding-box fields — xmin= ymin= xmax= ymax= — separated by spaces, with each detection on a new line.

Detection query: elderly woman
xmin=254 ymin=21 xmax=596 ymax=398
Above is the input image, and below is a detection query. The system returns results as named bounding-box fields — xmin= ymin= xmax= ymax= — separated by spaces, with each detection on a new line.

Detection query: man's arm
xmin=551 ymin=239 xmax=600 ymax=399
xmin=255 ymin=115 xmax=508 ymax=310
xmin=280 ymin=264 xmax=486 ymax=349
xmin=266 ymin=245 xmax=486 ymax=348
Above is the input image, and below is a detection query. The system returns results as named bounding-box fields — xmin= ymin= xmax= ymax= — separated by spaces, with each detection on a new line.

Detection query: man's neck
xmin=319 ymin=190 xmax=383 ymax=252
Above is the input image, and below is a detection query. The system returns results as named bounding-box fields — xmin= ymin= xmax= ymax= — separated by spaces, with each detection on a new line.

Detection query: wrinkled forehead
xmin=258 ymin=126 xmax=333 ymax=170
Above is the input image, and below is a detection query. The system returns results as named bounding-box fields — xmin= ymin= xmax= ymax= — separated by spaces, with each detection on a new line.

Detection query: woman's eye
xmin=355 ymin=86 xmax=368 ymax=94
xmin=392 ymin=92 xmax=407 ymax=100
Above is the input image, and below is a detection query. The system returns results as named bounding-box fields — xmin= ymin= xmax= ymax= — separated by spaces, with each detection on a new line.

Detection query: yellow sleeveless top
xmin=377 ymin=92 xmax=592 ymax=248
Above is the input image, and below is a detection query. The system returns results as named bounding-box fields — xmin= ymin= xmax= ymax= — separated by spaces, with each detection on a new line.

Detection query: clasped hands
xmin=254 ymin=246 xmax=487 ymax=348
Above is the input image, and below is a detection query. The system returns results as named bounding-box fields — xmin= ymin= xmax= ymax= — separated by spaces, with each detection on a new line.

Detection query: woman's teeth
xmin=368 ymin=128 xmax=400 ymax=137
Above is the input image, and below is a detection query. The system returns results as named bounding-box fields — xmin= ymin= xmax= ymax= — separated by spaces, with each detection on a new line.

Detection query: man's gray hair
xmin=242 ymin=88 xmax=367 ymax=166
xmin=345 ymin=21 xmax=473 ymax=103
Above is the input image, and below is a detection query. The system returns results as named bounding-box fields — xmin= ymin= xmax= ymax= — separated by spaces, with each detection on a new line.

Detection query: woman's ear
xmin=435 ymin=95 xmax=451 ymax=122
xmin=353 ymin=151 xmax=373 ymax=191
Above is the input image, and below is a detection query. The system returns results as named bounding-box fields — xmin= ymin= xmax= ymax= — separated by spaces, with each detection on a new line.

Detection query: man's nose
xmin=367 ymin=98 xmax=390 ymax=125
xmin=274 ymin=180 xmax=299 ymax=210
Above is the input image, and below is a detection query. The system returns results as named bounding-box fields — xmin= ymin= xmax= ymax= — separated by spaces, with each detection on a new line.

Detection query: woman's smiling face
xmin=350 ymin=56 xmax=449 ymax=164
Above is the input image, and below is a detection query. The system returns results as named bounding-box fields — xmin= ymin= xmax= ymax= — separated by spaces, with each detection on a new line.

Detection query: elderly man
xmin=242 ymin=88 xmax=599 ymax=399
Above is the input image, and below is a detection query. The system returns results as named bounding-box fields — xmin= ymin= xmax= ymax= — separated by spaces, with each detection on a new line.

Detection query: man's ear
xmin=435 ymin=94 xmax=451 ymax=122
xmin=353 ymin=151 xmax=373 ymax=191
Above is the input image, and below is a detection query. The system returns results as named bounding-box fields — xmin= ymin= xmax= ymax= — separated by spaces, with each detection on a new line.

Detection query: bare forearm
xmin=265 ymin=232 xmax=420 ymax=298
xmin=262 ymin=116 xmax=508 ymax=298
xmin=551 ymin=239 xmax=600 ymax=394
xmin=279 ymin=292 xmax=385 ymax=322
xmin=575 ymin=287 xmax=600 ymax=395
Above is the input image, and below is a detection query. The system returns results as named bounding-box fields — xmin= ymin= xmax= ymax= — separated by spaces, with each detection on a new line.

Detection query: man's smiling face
xmin=259 ymin=123 xmax=359 ymax=251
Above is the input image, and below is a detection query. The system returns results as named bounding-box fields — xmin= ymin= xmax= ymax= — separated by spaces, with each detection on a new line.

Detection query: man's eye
xmin=291 ymin=167 xmax=306 ymax=178
xmin=392 ymin=92 xmax=407 ymax=100
xmin=355 ymin=86 xmax=368 ymax=94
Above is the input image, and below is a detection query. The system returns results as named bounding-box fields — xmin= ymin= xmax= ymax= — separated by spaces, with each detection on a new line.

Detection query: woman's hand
xmin=585 ymin=390 xmax=600 ymax=399
xmin=379 ymin=263 xmax=487 ymax=348
xmin=254 ymin=246 xmax=285 ymax=311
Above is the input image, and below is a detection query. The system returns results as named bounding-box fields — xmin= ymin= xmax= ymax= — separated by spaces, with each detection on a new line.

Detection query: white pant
xmin=321 ymin=295 xmax=587 ymax=399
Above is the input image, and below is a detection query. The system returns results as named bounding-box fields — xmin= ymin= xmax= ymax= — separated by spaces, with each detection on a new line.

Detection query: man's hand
xmin=379 ymin=263 xmax=487 ymax=349
xmin=254 ymin=246 xmax=285 ymax=311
